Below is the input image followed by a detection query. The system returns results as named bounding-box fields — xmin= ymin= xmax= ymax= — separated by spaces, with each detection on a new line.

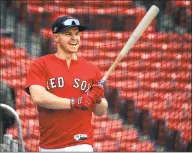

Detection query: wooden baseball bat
xmin=99 ymin=5 xmax=159 ymax=85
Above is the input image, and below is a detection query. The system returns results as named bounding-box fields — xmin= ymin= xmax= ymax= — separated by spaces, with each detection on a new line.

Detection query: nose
xmin=71 ymin=34 xmax=78 ymax=40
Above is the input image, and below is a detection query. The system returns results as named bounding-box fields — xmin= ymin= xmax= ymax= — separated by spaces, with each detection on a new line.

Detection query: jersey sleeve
xmin=24 ymin=59 xmax=47 ymax=95
xmin=95 ymin=67 xmax=102 ymax=83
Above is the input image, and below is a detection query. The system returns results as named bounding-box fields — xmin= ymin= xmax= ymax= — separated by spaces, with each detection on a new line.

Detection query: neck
xmin=55 ymin=50 xmax=77 ymax=61
xmin=55 ymin=51 xmax=77 ymax=68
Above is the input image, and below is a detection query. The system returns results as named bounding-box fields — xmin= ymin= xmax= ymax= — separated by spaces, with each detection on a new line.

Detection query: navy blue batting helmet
xmin=52 ymin=16 xmax=86 ymax=34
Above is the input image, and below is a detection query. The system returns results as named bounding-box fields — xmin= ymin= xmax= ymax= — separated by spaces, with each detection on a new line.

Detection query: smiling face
xmin=54 ymin=27 xmax=80 ymax=54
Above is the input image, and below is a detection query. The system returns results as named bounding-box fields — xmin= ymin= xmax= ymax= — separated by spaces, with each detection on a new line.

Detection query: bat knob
xmin=98 ymin=80 xmax=105 ymax=86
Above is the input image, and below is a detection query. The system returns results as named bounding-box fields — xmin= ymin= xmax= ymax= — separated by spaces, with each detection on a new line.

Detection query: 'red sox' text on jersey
xmin=24 ymin=54 xmax=102 ymax=149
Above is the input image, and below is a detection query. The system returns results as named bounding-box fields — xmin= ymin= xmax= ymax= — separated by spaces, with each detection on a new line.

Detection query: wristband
xmin=96 ymin=98 xmax=102 ymax=104
xmin=70 ymin=98 xmax=76 ymax=108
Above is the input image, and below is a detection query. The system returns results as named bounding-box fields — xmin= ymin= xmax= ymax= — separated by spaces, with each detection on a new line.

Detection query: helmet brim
xmin=58 ymin=25 xmax=86 ymax=33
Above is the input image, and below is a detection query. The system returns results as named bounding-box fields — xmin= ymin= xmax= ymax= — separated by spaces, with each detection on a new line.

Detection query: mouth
xmin=69 ymin=43 xmax=78 ymax=47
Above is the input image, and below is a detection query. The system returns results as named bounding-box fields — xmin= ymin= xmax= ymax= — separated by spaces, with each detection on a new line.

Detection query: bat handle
xmin=98 ymin=80 xmax=105 ymax=86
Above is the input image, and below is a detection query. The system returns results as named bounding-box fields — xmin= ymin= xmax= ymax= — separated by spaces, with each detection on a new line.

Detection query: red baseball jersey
xmin=25 ymin=54 xmax=102 ymax=149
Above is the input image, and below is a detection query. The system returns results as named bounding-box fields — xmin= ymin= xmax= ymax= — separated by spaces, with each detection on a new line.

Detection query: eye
xmin=65 ymin=33 xmax=71 ymax=35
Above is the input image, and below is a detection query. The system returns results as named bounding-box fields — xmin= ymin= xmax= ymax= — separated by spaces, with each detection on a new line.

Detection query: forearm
xmin=92 ymin=98 xmax=108 ymax=116
xmin=29 ymin=86 xmax=71 ymax=109
xmin=37 ymin=92 xmax=71 ymax=109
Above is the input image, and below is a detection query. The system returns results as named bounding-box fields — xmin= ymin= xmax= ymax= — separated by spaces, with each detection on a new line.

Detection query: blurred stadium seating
xmin=0 ymin=0 xmax=191 ymax=152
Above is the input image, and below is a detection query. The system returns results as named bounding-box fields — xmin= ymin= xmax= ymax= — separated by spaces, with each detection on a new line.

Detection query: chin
xmin=69 ymin=49 xmax=78 ymax=53
xmin=68 ymin=47 xmax=79 ymax=53
xmin=72 ymin=48 xmax=78 ymax=52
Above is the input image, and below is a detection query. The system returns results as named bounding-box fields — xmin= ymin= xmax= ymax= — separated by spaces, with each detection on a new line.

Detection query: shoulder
xmin=34 ymin=54 xmax=54 ymax=62
xmin=31 ymin=54 xmax=54 ymax=66
xmin=79 ymin=57 xmax=100 ymax=71
xmin=78 ymin=57 xmax=102 ymax=81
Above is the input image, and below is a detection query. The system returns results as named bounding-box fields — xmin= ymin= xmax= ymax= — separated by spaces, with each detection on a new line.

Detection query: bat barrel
xmin=99 ymin=5 xmax=159 ymax=85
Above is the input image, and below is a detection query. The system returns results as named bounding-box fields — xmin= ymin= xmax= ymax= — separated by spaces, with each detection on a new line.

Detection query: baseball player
xmin=24 ymin=16 xmax=108 ymax=152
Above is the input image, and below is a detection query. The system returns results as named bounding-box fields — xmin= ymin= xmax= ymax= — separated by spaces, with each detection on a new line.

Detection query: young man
xmin=25 ymin=16 xmax=108 ymax=152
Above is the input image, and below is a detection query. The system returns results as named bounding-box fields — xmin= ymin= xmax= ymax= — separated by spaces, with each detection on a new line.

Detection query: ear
xmin=53 ymin=34 xmax=59 ymax=43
